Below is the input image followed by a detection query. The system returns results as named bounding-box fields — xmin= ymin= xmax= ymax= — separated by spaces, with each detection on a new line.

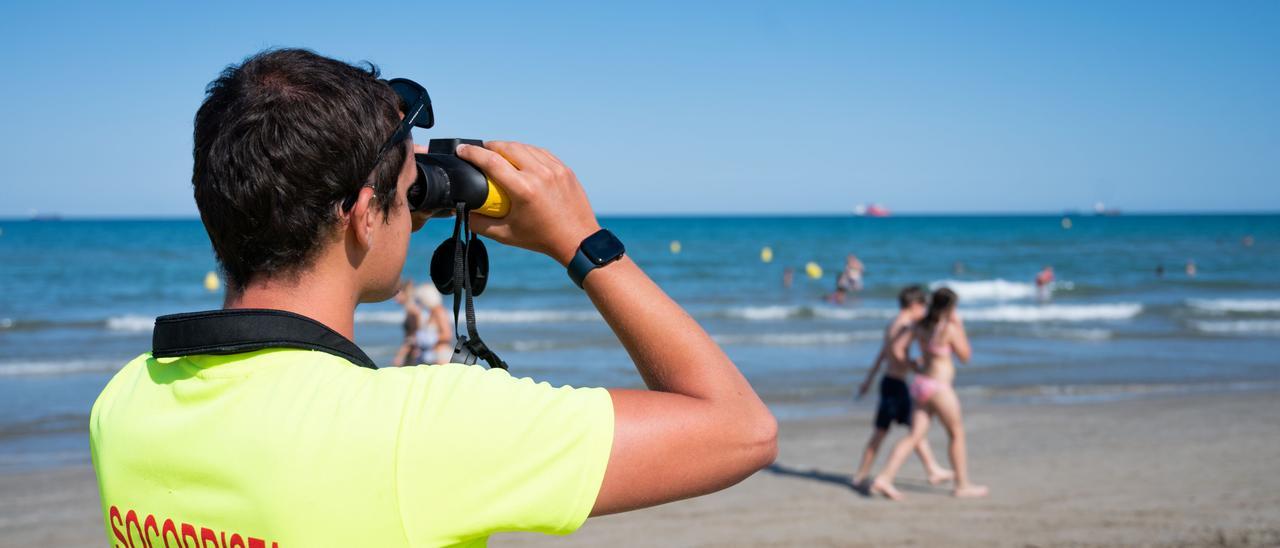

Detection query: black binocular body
xmin=410 ymin=139 xmax=509 ymax=218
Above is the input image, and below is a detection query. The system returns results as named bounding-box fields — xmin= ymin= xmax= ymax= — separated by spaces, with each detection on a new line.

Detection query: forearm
xmin=584 ymin=257 xmax=762 ymax=407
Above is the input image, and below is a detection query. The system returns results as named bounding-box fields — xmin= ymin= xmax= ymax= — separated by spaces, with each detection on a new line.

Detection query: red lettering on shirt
xmin=144 ymin=514 xmax=160 ymax=546
xmin=105 ymin=507 xmax=278 ymax=548
xmin=162 ymin=518 xmax=180 ymax=548
xmin=125 ymin=510 xmax=145 ymax=548
xmin=109 ymin=506 xmax=127 ymax=547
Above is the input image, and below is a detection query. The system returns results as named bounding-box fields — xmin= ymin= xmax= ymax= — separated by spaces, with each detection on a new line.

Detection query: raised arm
xmin=458 ymin=141 xmax=777 ymax=516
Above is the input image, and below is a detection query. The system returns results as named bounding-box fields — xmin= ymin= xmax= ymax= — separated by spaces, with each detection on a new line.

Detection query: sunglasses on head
xmin=340 ymin=78 xmax=434 ymax=212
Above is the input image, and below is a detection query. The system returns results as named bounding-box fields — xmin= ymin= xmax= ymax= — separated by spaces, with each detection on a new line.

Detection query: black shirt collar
xmin=151 ymin=309 xmax=376 ymax=369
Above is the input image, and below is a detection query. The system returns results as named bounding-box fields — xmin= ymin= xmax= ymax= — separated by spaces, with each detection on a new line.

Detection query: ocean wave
xmin=1186 ymin=298 xmax=1280 ymax=314
xmin=0 ymin=360 xmax=122 ymax=377
xmin=719 ymin=305 xmax=894 ymax=321
xmin=1190 ymin=320 xmax=1280 ymax=335
xmin=354 ymin=311 xmax=403 ymax=324
xmin=105 ymin=315 xmax=154 ymax=333
xmin=930 ymin=279 xmax=1045 ymax=301
xmin=961 ymin=303 xmax=1142 ymax=322
xmin=357 ymin=309 xmax=603 ymax=324
xmin=713 ymin=330 xmax=882 ymax=346
xmin=1024 ymin=326 xmax=1114 ymax=340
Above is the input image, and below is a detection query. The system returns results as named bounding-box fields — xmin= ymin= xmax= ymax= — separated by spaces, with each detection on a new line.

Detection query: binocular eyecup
xmin=409 ymin=138 xmax=509 ymax=218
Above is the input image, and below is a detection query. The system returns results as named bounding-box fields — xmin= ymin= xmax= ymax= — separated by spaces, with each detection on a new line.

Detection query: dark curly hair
xmin=192 ymin=48 xmax=408 ymax=292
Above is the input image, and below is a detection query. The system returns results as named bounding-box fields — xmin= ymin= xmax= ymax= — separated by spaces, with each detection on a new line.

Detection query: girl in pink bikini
xmin=870 ymin=287 xmax=989 ymax=500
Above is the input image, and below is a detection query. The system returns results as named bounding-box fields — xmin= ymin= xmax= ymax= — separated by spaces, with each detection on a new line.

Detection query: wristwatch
xmin=567 ymin=229 xmax=625 ymax=288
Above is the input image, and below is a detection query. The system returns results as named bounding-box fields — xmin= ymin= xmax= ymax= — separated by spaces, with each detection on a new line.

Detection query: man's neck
xmin=225 ymin=274 xmax=361 ymax=341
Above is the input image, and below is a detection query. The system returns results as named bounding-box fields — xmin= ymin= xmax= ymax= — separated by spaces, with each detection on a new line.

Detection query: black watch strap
xmin=567 ymin=229 xmax=624 ymax=289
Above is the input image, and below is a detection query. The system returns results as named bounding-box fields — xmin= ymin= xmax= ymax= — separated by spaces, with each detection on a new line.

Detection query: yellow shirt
xmin=90 ymin=349 xmax=613 ymax=547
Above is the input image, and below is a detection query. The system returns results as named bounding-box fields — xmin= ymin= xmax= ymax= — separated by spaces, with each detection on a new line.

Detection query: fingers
xmin=467 ymin=213 xmax=513 ymax=243
xmin=487 ymin=141 xmax=552 ymax=174
xmin=456 ymin=143 xmax=525 ymax=191
xmin=410 ymin=211 xmax=429 ymax=232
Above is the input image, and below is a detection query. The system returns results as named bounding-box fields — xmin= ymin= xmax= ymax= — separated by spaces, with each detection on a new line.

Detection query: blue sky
xmin=1 ymin=1 xmax=1277 ymax=216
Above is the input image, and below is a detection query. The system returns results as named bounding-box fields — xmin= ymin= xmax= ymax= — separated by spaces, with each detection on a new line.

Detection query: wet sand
xmin=3 ymin=391 xmax=1278 ymax=547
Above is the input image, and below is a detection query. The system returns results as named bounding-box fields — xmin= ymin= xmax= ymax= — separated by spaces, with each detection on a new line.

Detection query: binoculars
xmin=409 ymin=139 xmax=509 ymax=218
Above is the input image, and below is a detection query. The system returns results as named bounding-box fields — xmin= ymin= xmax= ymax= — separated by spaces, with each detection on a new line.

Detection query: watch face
xmin=581 ymin=230 xmax=624 ymax=265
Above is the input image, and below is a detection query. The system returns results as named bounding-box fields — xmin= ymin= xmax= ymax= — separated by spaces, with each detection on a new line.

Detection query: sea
xmin=1 ymin=214 xmax=1278 ymax=471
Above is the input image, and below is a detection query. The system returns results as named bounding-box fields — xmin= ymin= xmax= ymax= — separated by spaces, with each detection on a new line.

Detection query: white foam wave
xmin=1026 ymin=326 xmax=1114 ymax=340
xmin=357 ymin=309 xmax=601 ymax=324
xmin=509 ymin=340 xmax=566 ymax=352
xmin=931 ymin=279 xmax=1039 ymax=301
xmin=1191 ymin=320 xmax=1280 ymax=335
xmin=0 ymin=318 xmax=12 ymax=330
xmin=722 ymin=306 xmax=893 ymax=321
xmin=1187 ymin=299 xmax=1280 ymax=314
xmin=813 ymin=307 xmax=897 ymax=320
xmin=713 ymin=330 xmax=882 ymax=346
xmin=0 ymin=360 xmax=122 ymax=377
xmin=480 ymin=309 xmax=602 ymax=323
xmin=354 ymin=311 xmax=405 ymax=324
xmin=723 ymin=305 xmax=794 ymax=320
xmin=105 ymin=315 xmax=154 ymax=333
xmin=962 ymin=303 xmax=1141 ymax=322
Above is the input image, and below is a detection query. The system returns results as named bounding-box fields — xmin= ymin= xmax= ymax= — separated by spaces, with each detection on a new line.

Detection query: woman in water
xmin=393 ymin=280 xmax=453 ymax=366
xmin=870 ymin=287 xmax=988 ymax=500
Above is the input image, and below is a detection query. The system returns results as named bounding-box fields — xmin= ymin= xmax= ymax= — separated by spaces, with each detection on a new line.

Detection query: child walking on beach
xmin=852 ymin=286 xmax=953 ymax=489
xmin=871 ymin=287 xmax=988 ymax=500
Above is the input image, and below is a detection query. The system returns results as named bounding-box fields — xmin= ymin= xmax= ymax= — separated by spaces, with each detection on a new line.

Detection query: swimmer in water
xmin=852 ymin=285 xmax=953 ymax=490
xmin=1035 ymin=265 xmax=1054 ymax=302
xmin=870 ymin=287 xmax=988 ymax=500
xmin=1185 ymin=260 xmax=1197 ymax=278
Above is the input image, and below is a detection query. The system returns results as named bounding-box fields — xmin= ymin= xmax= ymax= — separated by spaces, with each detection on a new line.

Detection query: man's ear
xmin=350 ymin=186 xmax=378 ymax=249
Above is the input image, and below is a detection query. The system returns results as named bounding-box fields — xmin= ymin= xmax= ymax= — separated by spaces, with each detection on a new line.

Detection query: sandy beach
xmin=3 ymin=390 xmax=1277 ymax=547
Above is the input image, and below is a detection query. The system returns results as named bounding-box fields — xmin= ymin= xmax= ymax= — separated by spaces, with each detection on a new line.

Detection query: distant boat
xmin=854 ymin=203 xmax=891 ymax=217
xmin=1092 ymin=202 xmax=1121 ymax=216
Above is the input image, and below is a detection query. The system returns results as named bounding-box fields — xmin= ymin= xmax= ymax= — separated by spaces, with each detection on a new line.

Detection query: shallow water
xmin=1 ymin=214 xmax=1278 ymax=469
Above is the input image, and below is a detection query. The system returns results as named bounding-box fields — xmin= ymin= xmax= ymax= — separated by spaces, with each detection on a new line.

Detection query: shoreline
xmin=3 ymin=390 xmax=1279 ymax=546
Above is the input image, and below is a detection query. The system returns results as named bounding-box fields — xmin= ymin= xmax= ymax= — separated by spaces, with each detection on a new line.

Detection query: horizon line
xmin=2 ymin=210 xmax=1278 ymax=222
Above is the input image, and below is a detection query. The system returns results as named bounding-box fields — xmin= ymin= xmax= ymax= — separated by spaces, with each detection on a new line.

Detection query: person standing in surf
xmin=831 ymin=254 xmax=865 ymax=304
xmin=870 ymin=287 xmax=988 ymax=500
xmin=392 ymin=279 xmax=452 ymax=366
xmin=1035 ymin=265 xmax=1054 ymax=302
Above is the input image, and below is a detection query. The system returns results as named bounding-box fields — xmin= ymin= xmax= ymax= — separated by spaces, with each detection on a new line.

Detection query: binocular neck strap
xmin=448 ymin=203 xmax=508 ymax=370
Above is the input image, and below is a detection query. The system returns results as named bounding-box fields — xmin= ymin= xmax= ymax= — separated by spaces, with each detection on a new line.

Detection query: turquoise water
xmin=1 ymin=215 xmax=1278 ymax=469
